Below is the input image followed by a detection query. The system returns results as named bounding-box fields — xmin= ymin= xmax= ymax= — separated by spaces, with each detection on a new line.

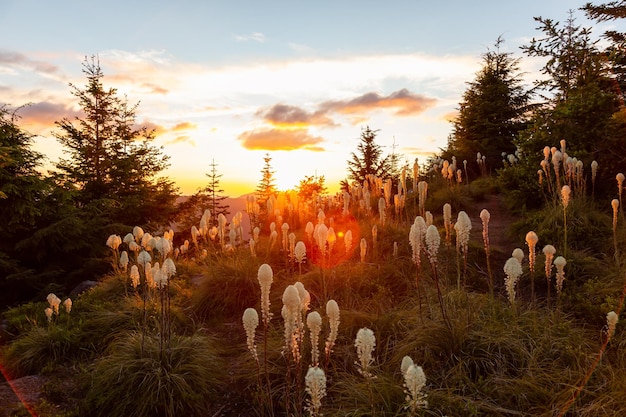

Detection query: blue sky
xmin=1 ymin=0 xmax=623 ymax=196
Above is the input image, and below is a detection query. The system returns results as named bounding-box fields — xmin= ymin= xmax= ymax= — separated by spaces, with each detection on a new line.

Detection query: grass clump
xmin=82 ymin=331 xmax=225 ymax=417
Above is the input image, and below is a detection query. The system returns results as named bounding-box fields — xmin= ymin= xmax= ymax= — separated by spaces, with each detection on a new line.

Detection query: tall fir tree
xmin=54 ymin=56 xmax=178 ymax=227
xmin=175 ymin=159 xmax=230 ymax=234
xmin=444 ymin=37 xmax=531 ymax=176
xmin=519 ymin=12 xmax=625 ymax=196
xmin=256 ymin=153 xmax=277 ymax=207
xmin=346 ymin=126 xmax=392 ymax=186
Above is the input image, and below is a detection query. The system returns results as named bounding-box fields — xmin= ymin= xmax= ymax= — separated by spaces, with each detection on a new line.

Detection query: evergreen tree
xmin=256 ymin=153 xmax=276 ymax=206
xmin=176 ymin=159 xmax=230 ymax=234
xmin=444 ymin=37 xmax=531 ymax=176
xmin=583 ymin=1 xmax=626 ymax=100
xmin=54 ymin=56 xmax=178 ymax=227
xmin=203 ymin=159 xmax=230 ymax=220
xmin=347 ymin=126 xmax=392 ymax=186
xmin=0 ymin=107 xmax=98 ymax=305
xmin=519 ymin=12 xmax=625 ymax=196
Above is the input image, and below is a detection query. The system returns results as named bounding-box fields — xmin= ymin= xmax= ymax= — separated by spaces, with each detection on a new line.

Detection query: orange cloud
xmin=166 ymin=135 xmax=196 ymax=146
xmin=238 ymin=128 xmax=325 ymax=151
xmin=16 ymin=101 xmax=81 ymax=132
xmin=257 ymin=104 xmax=336 ymax=128
xmin=171 ymin=122 xmax=197 ymax=132
xmin=320 ymin=88 xmax=436 ymax=116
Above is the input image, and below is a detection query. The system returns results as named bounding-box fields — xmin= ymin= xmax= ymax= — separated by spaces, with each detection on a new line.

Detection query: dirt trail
xmin=467 ymin=194 xmax=519 ymax=254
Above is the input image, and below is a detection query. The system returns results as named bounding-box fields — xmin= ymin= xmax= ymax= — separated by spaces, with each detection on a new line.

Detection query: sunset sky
xmin=1 ymin=0 xmax=623 ymax=197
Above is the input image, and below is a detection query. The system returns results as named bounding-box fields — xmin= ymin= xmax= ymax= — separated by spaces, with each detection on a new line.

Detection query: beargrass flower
xmin=344 ymin=230 xmax=353 ymax=254
xmin=45 ymin=307 xmax=53 ymax=322
xmin=295 ymin=241 xmax=306 ymax=264
xmin=504 ymin=257 xmax=523 ymax=305
xmin=137 ymin=250 xmax=151 ymax=269
xmin=289 ymin=232 xmax=296 ymax=258
xmin=63 ymin=298 xmax=72 ymax=314
xmin=454 ymin=211 xmax=471 ymax=256
xmin=242 ymin=308 xmax=259 ymax=362
xmin=144 ymin=262 xmax=154 ymax=288
xmin=404 ymin=363 xmax=428 ymax=413
xmin=378 ymin=197 xmax=386 ymax=225
xmin=355 ymin=327 xmax=376 ymax=378
xmin=257 ymin=264 xmax=273 ymax=323
xmin=561 ymin=185 xmax=571 ymax=209
xmin=409 ymin=216 xmax=427 ymax=267
xmin=46 ymin=293 xmax=61 ymax=316
xmin=307 ymin=311 xmax=322 ymax=366
xmin=526 ymin=231 xmax=538 ymax=274
xmin=425 ymin=225 xmax=440 ymax=265
xmin=119 ymin=251 xmax=129 ymax=272
xmin=554 ymin=256 xmax=567 ymax=295
xmin=153 ymin=268 xmax=167 ymax=289
xmin=543 ymin=245 xmax=556 ymax=281
xmin=282 ymin=284 xmax=302 ymax=361
xmin=325 ymin=300 xmax=340 ymax=359
xmin=139 ymin=233 xmax=152 ymax=249
xmin=294 ymin=281 xmax=310 ymax=314
xmin=106 ymin=234 xmax=122 ymax=250
xmin=162 ymin=258 xmax=176 ymax=279
xmin=606 ymin=311 xmax=619 ymax=339
xmin=305 ymin=366 xmax=327 ymax=417
xmin=132 ymin=226 xmax=144 ymax=243
xmin=130 ymin=265 xmax=140 ymax=289
xmin=316 ymin=224 xmax=328 ymax=256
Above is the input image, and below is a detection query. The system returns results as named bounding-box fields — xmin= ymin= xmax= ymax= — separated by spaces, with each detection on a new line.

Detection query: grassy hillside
xmin=1 ymin=174 xmax=625 ymax=417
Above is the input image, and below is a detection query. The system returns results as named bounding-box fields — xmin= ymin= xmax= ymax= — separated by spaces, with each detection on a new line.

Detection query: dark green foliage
xmin=519 ymin=12 xmax=626 ymax=198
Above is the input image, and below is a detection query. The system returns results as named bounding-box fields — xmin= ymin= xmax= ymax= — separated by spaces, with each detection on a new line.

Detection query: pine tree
xmin=444 ymin=37 xmax=531 ymax=175
xmin=583 ymin=1 xmax=626 ymax=100
xmin=175 ymin=159 xmax=230 ymax=234
xmin=256 ymin=153 xmax=276 ymax=206
xmin=347 ymin=126 xmax=392 ymax=186
xmin=54 ymin=56 xmax=178 ymax=226
xmin=520 ymin=12 xmax=625 ymax=195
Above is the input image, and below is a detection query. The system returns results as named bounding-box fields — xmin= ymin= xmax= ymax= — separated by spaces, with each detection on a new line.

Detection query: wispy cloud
xmin=238 ymin=128 xmax=325 ymax=151
xmin=320 ymin=89 xmax=437 ymax=117
xmin=234 ymin=32 xmax=266 ymax=43
xmin=17 ymin=101 xmax=81 ymax=131
xmin=257 ymin=104 xmax=336 ymax=128
xmin=0 ymin=51 xmax=58 ymax=74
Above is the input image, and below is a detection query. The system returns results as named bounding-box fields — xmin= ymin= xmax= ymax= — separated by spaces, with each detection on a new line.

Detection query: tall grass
xmin=82 ymin=331 xmax=225 ymax=417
